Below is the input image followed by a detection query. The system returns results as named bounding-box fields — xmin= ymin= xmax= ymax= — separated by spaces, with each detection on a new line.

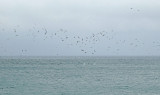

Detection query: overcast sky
xmin=0 ymin=0 xmax=160 ymax=56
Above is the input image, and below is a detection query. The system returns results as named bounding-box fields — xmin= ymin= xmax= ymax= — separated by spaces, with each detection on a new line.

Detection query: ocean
xmin=0 ymin=56 xmax=160 ymax=95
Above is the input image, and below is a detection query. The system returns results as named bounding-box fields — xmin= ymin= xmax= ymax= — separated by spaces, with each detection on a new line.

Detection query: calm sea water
xmin=0 ymin=56 xmax=160 ymax=95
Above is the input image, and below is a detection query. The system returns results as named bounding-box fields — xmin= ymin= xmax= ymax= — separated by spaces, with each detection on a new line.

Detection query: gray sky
xmin=0 ymin=0 xmax=160 ymax=56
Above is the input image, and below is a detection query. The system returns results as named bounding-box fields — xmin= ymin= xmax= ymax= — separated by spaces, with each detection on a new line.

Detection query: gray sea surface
xmin=0 ymin=56 xmax=160 ymax=95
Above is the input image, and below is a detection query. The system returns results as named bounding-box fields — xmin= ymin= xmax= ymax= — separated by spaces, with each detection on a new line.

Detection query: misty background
xmin=0 ymin=0 xmax=160 ymax=56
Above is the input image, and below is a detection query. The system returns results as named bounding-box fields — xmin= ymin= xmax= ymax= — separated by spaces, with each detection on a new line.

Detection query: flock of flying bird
xmin=0 ymin=24 xmax=160 ymax=56
xmin=0 ymin=8 xmax=160 ymax=55
xmin=14 ymin=25 xmax=116 ymax=55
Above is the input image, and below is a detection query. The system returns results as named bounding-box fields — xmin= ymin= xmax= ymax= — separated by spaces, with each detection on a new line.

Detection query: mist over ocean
xmin=0 ymin=56 xmax=160 ymax=95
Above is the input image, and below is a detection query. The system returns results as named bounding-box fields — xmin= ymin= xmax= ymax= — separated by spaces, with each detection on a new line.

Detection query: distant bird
xmin=14 ymin=29 xmax=16 ymax=32
xmin=44 ymin=29 xmax=47 ymax=35
xmin=22 ymin=49 xmax=27 ymax=52
xmin=60 ymin=29 xmax=63 ymax=31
